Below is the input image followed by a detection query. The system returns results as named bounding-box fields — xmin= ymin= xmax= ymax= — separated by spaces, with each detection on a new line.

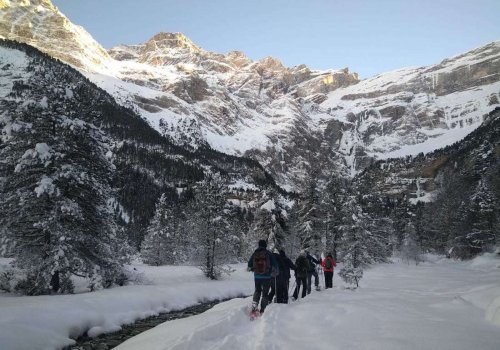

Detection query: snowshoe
xmin=249 ymin=309 xmax=261 ymax=321
xmin=248 ymin=302 xmax=260 ymax=320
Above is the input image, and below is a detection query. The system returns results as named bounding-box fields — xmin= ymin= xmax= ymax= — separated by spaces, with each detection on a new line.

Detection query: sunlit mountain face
xmin=1 ymin=0 xmax=499 ymax=189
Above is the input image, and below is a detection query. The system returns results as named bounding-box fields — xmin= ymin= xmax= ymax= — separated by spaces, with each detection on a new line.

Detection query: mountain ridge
xmin=1 ymin=0 xmax=499 ymax=189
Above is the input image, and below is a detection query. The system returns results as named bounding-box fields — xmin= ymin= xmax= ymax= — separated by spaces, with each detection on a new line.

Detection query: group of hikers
xmin=248 ymin=239 xmax=337 ymax=314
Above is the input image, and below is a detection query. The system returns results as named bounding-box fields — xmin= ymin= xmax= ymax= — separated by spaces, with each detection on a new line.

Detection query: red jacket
xmin=321 ymin=257 xmax=337 ymax=272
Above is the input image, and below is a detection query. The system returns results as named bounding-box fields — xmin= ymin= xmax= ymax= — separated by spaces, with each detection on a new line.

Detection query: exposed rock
xmin=0 ymin=0 xmax=111 ymax=71
xmin=1 ymin=0 xmax=499 ymax=190
xmin=171 ymin=75 xmax=211 ymax=103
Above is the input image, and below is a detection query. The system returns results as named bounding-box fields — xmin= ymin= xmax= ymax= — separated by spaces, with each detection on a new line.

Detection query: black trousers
xmin=269 ymin=276 xmax=289 ymax=303
xmin=253 ymin=279 xmax=272 ymax=312
xmin=268 ymin=277 xmax=277 ymax=302
xmin=307 ymin=269 xmax=319 ymax=293
xmin=293 ymin=276 xmax=307 ymax=299
xmin=277 ymin=277 xmax=289 ymax=303
xmin=324 ymin=271 xmax=333 ymax=288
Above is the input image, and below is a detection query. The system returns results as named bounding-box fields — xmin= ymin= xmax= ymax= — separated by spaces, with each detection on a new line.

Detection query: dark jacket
xmin=248 ymin=247 xmax=278 ymax=280
xmin=306 ymin=254 xmax=320 ymax=272
xmin=277 ymin=251 xmax=295 ymax=279
xmin=294 ymin=255 xmax=311 ymax=279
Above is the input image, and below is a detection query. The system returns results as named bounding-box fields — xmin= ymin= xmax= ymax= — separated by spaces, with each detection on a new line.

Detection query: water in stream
xmin=66 ymin=296 xmax=246 ymax=350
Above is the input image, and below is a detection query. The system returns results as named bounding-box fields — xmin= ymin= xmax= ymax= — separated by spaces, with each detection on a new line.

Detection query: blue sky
xmin=52 ymin=0 xmax=500 ymax=78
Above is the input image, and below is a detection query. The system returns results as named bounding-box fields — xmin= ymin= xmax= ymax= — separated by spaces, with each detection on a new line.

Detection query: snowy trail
xmin=116 ymin=256 xmax=500 ymax=350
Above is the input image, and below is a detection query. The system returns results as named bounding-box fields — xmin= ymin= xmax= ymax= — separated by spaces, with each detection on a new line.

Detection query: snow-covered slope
xmin=2 ymin=256 xmax=499 ymax=350
xmin=317 ymin=42 xmax=500 ymax=163
xmin=1 ymin=0 xmax=499 ymax=188
xmin=116 ymin=255 xmax=500 ymax=350
xmin=0 ymin=0 xmax=111 ymax=72
xmin=107 ymin=37 xmax=499 ymax=186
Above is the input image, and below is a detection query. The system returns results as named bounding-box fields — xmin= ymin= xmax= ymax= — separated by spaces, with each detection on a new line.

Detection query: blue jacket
xmin=248 ymin=247 xmax=278 ymax=280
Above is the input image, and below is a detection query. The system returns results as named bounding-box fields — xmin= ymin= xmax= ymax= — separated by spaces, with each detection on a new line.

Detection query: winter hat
xmin=300 ymin=249 xmax=306 ymax=256
xmin=258 ymin=239 xmax=267 ymax=248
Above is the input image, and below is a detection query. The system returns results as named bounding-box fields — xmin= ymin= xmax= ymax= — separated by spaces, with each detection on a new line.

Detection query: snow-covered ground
xmin=0 ymin=261 xmax=253 ymax=350
xmin=1 ymin=255 xmax=499 ymax=350
xmin=115 ymin=255 xmax=500 ymax=350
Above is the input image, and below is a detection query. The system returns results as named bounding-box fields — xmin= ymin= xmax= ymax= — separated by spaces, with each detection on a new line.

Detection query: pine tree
xmin=401 ymin=221 xmax=421 ymax=265
xmin=189 ymin=176 xmax=235 ymax=280
xmin=367 ymin=216 xmax=392 ymax=263
xmin=247 ymin=193 xmax=287 ymax=253
xmin=225 ymin=203 xmax=250 ymax=261
xmin=0 ymin=109 xmax=125 ymax=294
xmin=141 ymin=194 xmax=169 ymax=265
xmin=464 ymin=180 xmax=497 ymax=257
xmin=338 ymin=200 xmax=367 ymax=288
xmin=141 ymin=192 xmax=192 ymax=265
xmin=338 ymin=198 xmax=390 ymax=288
xmin=390 ymin=197 xmax=412 ymax=251
xmin=297 ymin=180 xmax=323 ymax=254
xmin=322 ymin=176 xmax=351 ymax=258
xmin=281 ymin=204 xmax=301 ymax=258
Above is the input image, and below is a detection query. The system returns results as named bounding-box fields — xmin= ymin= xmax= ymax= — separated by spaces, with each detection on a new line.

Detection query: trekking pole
xmin=322 ymin=268 xmax=325 ymax=289
xmin=285 ymin=279 xmax=289 ymax=301
xmin=274 ymin=277 xmax=277 ymax=303
xmin=322 ymin=270 xmax=326 ymax=289
xmin=316 ymin=266 xmax=320 ymax=290
xmin=289 ymin=279 xmax=296 ymax=298
xmin=319 ymin=266 xmax=323 ymax=290
xmin=319 ymin=266 xmax=322 ymax=291
xmin=321 ymin=268 xmax=325 ymax=290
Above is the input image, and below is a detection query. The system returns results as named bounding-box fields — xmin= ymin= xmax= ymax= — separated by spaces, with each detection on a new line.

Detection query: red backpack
xmin=253 ymin=250 xmax=270 ymax=275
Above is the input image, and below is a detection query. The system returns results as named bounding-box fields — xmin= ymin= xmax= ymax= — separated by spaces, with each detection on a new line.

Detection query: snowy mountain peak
xmin=144 ymin=32 xmax=202 ymax=52
xmin=257 ymin=56 xmax=286 ymax=71
xmin=1 ymin=0 xmax=54 ymax=9
xmin=0 ymin=0 xmax=498 ymax=189
xmin=225 ymin=50 xmax=253 ymax=68
xmin=0 ymin=0 xmax=111 ymax=72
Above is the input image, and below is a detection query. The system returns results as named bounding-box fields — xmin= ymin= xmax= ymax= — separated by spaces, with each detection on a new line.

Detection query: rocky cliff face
xmin=355 ymin=107 xmax=499 ymax=207
xmin=317 ymin=42 xmax=500 ymax=161
xmin=0 ymin=0 xmax=111 ymax=71
xmin=1 ymin=0 xmax=499 ymax=190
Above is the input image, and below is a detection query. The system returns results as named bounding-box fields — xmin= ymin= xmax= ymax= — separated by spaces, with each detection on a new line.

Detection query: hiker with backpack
xmin=278 ymin=249 xmax=295 ymax=303
xmin=305 ymin=250 xmax=320 ymax=293
xmin=292 ymin=250 xmax=311 ymax=300
xmin=248 ymin=240 xmax=278 ymax=314
xmin=269 ymin=249 xmax=296 ymax=303
xmin=321 ymin=253 xmax=337 ymax=289
xmin=268 ymin=249 xmax=281 ymax=304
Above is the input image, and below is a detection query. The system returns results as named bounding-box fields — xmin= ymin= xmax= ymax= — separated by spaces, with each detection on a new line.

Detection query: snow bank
xmin=461 ymin=254 xmax=500 ymax=328
xmin=0 ymin=264 xmax=253 ymax=350
xmin=486 ymin=294 xmax=500 ymax=327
